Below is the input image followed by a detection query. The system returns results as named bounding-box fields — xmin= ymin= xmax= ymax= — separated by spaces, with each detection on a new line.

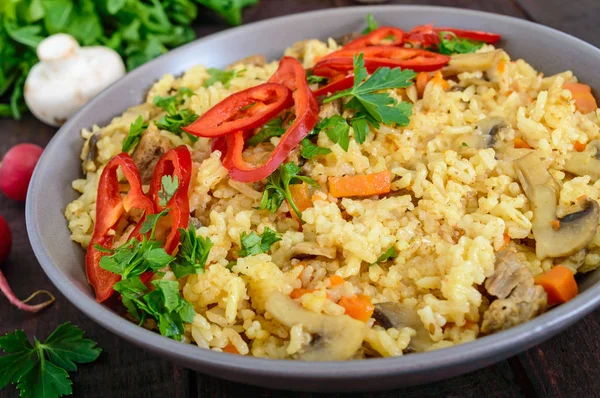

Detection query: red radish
xmin=0 ymin=214 xmax=54 ymax=312
xmin=0 ymin=143 xmax=44 ymax=201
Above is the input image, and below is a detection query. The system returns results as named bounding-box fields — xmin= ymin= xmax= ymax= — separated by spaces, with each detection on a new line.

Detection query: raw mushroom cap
xmin=265 ymin=292 xmax=365 ymax=361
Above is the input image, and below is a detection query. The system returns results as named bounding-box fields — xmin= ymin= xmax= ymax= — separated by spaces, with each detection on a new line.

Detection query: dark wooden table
xmin=2 ymin=1 xmax=600 ymax=397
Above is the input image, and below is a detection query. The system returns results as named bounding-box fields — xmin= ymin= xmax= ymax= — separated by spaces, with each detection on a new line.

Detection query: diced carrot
xmin=576 ymin=194 xmax=588 ymax=201
xmin=564 ymin=83 xmax=598 ymax=114
xmin=415 ymin=72 xmax=430 ymax=98
xmin=432 ymin=71 xmax=449 ymax=91
xmin=290 ymin=288 xmax=315 ymax=299
xmin=513 ymin=138 xmax=532 ymax=149
xmin=329 ymin=275 xmax=344 ymax=286
xmin=534 ymin=265 xmax=578 ymax=305
xmin=498 ymin=233 xmax=510 ymax=251
xmin=574 ymin=140 xmax=587 ymax=152
xmin=338 ymin=295 xmax=374 ymax=323
xmin=289 ymin=183 xmax=313 ymax=212
xmin=497 ymin=59 xmax=507 ymax=74
xmin=328 ymin=170 xmax=392 ymax=198
xmin=222 ymin=343 xmax=240 ymax=355
xmin=551 ymin=220 xmax=561 ymax=231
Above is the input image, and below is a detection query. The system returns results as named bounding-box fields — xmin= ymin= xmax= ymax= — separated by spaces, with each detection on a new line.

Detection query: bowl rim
xmin=26 ymin=4 xmax=600 ymax=385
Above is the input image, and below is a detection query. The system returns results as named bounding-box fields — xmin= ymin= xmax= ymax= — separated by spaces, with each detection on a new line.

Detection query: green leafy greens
xmin=0 ymin=323 xmax=101 ymax=398
xmin=204 ymin=67 xmax=244 ymax=88
xmin=0 ymin=0 xmax=258 ymax=120
xmin=158 ymin=175 xmax=179 ymax=207
xmin=246 ymin=117 xmax=286 ymax=146
xmin=122 ymin=115 xmax=149 ymax=152
xmin=437 ymin=31 xmax=484 ymax=55
xmin=362 ymin=13 xmax=379 ymax=35
xmin=153 ymin=87 xmax=195 ymax=115
xmin=155 ymin=109 xmax=199 ymax=143
xmin=258 ymin=162 xmax=319 ymax=221
xmin=238 ymin=227 xmax=282 ymax=257
xmin=370 ymin=246 xmax=398 ymax=266
xmin=170 ymin=224 xmax=213 ymax=279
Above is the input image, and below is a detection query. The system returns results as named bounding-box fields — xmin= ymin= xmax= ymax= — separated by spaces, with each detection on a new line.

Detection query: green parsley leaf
xmin=306 ymin=71 xmax=327 ymax=85
xmin=317 ymin=115 xmax=351 ymax=152
xmin=362 ymin=13 xmax=379 ymax=35
xmin=460 ymin=142 xmax=469 ymax=148
xmin=153 ymin=87 xmax=195 ymax=115
xmin=122 ymin=115 xmax=149 ymax=152
xmin=155 ymin=108 xmax=199 ymax=143
xmin=300 ymin=139 xmax=332 ymax=160
xmin=351 ymin=116 xmax=370 ymax=144
xmin=370 ymin=246 xmax=398 ymax=266
xmin=438 ymin=31 xmax=484 ymax=55
xmin=239 ymin=227 xmax=282 ymax=257
xmin=204 ymin=67 xmax=243 ymax=88
xmin=246 ymin=117 xmax=286 ymax=146
xmin=0 ymin=323 xmax=100 ymax=398
xmin=258 ymin=162 xmax=319 ymax=221
xmin=140 ymin=208 xmax=170 ymax=237
xmin=325 ymin=53 xmax=416 ymax=127
xmin=170 ymin=224 xmax=213 ymax=279
xmin=158 ymin=175 xmax=179 ymax=207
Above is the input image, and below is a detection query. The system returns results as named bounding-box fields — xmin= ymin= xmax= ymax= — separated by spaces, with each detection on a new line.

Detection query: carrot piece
xmin=513 ymin=138 xmax=532 ymax=149
xmin=551 ymin=220 xmax=561 ymax=231
xmin=338 ymin=295 xmax=374 ymax=323
xmin=564 ymin=83 xmax=598 ymax=114
xmin=498 ymin=233 xmax=510 ymax=251
xmin=534 ymin=265 xmax=578 ymax=305
xmin=574 ymin=140 xmax=587 ymax=152
xmin=432 ymin=71 xmax=449 ymax=91
xmin=497 ymin=59 xmax=507 ymax=74
xmin=222 ymin=343 xmax=240 ymax=354
xmin=290 ymin=288 xmax=315 ymax=299
xmin=328 ymin=170 xmax=392 ymax=198
xmin=576 ymin=194 xmax=588 ymax=201
xmin=289 ymin=182 xmax=312 ymax=212
xmin=415 ymin=72 xmax=430 ymax=98
xmin=329 ymin=275 xmax=344 ymax=286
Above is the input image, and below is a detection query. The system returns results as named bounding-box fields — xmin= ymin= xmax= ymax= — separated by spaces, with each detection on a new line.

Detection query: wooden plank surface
xmin=1 ymin=0 xmax=599 ymax=397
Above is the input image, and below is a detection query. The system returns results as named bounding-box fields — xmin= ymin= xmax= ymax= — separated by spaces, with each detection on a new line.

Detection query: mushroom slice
xmin=271 ymin=242 xmax=336 ymax=265
xmin=131 ymin=126 xmax=171 ymax=184
xmin=557 ymin=248 xmax=588 ymax=271
xmin=265 ymin=292 xmax=365 ymax=361
xmin=442 ymin=49 xmax=504 ymax=76
xmin=514 ymin=152 xmax=600 ymax=258
xmin=82 ymin=131 xmax=101 ymax=172
xmin=458 ymin=116 xmax=506 ymax=152
xmin=563 ymin=140 xmax=600 ymax=181
xmin=372 ymin=302 xmax=433 ymax=352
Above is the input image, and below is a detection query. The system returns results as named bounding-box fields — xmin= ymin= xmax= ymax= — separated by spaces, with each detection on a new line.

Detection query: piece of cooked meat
xmin=227 ymin=54 xmax=266 ymax=69
xmin=333 ymin=31 xmax=361 ymax=46
xmin=131 ymin=127 xmax=171 ymax=184
xmin=481 ymin=249 xmax=548 ymax=334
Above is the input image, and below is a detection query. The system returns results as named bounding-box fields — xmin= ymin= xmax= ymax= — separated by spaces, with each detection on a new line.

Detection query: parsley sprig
xmin=437 ymin=32 xmax=484 ymax=55
xmin=239 ymin=227 xmax=282 ymax=257
xmin=0 ymin=323 xmax=101 ymax=398
xmin=153 ymin=87 xmax=195 ymax=115
xmin=158 ymin=175 xmax=179 ymax=207
xmin=170 ymin=224 xmax=213 ymax=279
xmin=122 ymin=115 xmax=149 ymax=153
xmin=370 ymin=246 xmax=398 ymax=266
xmin=153 ymin=87 xmax=199 ymax=143
xmin=258 ymin=162 xmax=319 ymax=221
xmin=246 ymin=117 xmax=286 ymax=146
xmin=204 ymin=68 xmax=244 ymax=88
xmin=362 ymin=14 xmax=379 ymax=35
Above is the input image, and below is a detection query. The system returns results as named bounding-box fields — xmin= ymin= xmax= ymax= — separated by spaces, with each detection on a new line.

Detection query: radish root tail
xmin=0 ymin=271 xmax=56 ymax=312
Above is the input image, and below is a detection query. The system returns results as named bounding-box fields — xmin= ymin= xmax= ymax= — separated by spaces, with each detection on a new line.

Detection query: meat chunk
xmin=227 ymin=54 xmax=266 ymax=69
xmin=334 ymin=32 xmax=361 ymax=46
xmin=481 ymin=250 xmax=548 ymax=334
xmin=131 ymin=127 xmax=171 ymax=184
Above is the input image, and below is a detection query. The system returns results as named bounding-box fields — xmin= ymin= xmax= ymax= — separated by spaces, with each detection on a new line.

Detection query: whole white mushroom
xmin=24 ymin=33 xmax=126 ymax=126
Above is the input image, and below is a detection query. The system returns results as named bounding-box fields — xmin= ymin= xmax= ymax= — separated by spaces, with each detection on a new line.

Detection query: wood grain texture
xmin=1 ymin=1 xmax=600 ymax=397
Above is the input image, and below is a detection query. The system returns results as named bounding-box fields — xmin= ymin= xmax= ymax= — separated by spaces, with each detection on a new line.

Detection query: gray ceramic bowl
xmin=26 ymin=5 xmax=600 ymax=392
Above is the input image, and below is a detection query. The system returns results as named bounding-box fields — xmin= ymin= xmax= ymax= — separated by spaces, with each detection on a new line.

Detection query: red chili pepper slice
xmin=313 ymin=46 xmax=450 ymax=76
xmin=343 ymin=26 xmax=405 ymax=49
xmin=222 ymin=56 xmax=318 ymax=182
xmin=312 ymin=74 xmax=354 ymax=97
xmin=405 ymin=24 xmax=440 ymax=47
xmin=434 ymin=27 xmax=501 ymax=44
xmin=182 ymin=83 xmax=293 ymax=138
xmin=149 ymin=146 xmax=193 ymax=255
xmin=86 ymin=153 xmax=155 ymax=302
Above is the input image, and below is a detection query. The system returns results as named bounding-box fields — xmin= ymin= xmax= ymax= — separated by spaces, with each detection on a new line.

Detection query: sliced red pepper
xmin=86 ymin=153 xmax=155 ymax=302
xmin=312 ymin=74 xmax=354 ymax=97
xmin=182 ymin=83 xmax=293 ymax=138
xmin=313 ymin=46 xmax=450 ymax=76
xmin=434 ymin=27 xmax=501 ymax=44
xmin=405 ymin=24 xmax=441 ymax=47
xmin=223 ymin=56 xmax=318 ymax=182
xmin=343 ymin=26 xmax=405 ymax=49
xmin=149 ymin=146 xmax=193 ymax=255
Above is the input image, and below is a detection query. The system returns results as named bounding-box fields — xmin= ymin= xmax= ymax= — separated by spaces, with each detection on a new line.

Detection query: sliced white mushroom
xmin=265 ymin=292 xmax=365 ymax=361
xmin=372 ymin=302 xmax=433 ymax=352
xmin=514 ymin=152 xmax=600 ymax=258
xmin=24 ymin=33 xmax=125 ymax=126
xmin=457 ymin=116 xmax=506 ymax=153
xmin=270 ymin=241 xmax=337 ymax=265
xmin=442 ymin=49 xmax=505 ymax=76
xmin=563 ymin=140 xmax=600 ymax=181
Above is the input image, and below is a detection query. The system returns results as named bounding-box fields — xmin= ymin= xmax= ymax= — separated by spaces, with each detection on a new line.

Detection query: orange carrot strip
xmin=551 ymin=220 xmax=561 ymax=231
xmin=329 ymin=275 xmax=344 ymax=286
xmin=328 ymin=170 xmax=392 ymax=198
xmin=513 ymin=138 xmax=532 ymax=149
xmin=564 ymin=83 xmax=598 ymax=114
xmin=338 ymin=295 xmax=374 ymax=323
xmin=534 ymin=265 xmax=578 ymax=305
xmin=416 ymin=72 xmax=430 ymax=98
xmin=431 ymin=71 xmax=449 ymax=91
xmin=497 ymin=59 xmax=507 ymax=74
xmin=290 ymin=288 xmax=315 ymax=299
xmin=289 ymin=182 xmax=313 ymax=212
xmin=574 ymin=140 xmax=587 ymax=152
xmin=222 ymin=343 xmax=240 ymax=354
xmin=498 ymin=233 xmax=510 ymax=251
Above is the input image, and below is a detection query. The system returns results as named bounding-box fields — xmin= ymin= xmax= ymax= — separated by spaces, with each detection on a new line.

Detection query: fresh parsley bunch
xmin=0 ymin=0 xmax=258 ymax=120
xmin=238 ymin=227 xmax=282 ymax=257
xmin=0 ymin=323 xmax=101 ymax=398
